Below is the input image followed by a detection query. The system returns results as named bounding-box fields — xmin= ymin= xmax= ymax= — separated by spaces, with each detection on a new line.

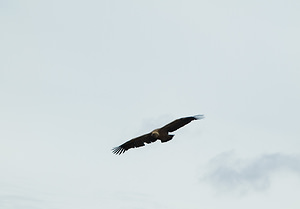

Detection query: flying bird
xmin=112 ymin=115 xmax=204 ymax=155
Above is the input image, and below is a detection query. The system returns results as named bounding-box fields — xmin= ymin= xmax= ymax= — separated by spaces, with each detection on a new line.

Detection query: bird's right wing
xmin=112 ymin=133 xmax=155 ymax=155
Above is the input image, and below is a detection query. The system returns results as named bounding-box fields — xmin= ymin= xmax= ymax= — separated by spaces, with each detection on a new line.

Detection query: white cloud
xmin=203 ymin=152 xmax=300 ymax=194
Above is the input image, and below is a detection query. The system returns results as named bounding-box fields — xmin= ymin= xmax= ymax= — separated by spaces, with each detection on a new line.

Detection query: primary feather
xmin=112 ymin=133 xmax=155 ymax=154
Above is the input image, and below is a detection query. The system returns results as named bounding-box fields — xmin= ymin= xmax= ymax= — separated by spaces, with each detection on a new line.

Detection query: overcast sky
xmin=1 ymin=0 xmax=300 ymax=208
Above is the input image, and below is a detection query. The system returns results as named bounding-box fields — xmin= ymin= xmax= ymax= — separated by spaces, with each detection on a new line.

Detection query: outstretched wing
xmin=112 ymin=133 xmax=156 ymax=155
xmin=160 ymin=115 xmax=204 ymax=132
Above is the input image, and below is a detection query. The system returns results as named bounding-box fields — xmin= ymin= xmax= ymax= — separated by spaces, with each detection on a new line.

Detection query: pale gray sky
xmin=1 ymin=0 xmax=300 ymax=208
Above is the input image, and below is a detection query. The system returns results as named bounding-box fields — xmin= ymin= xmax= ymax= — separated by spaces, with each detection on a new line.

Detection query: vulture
xmin=112 ymin=114 xmax=204 ymax=155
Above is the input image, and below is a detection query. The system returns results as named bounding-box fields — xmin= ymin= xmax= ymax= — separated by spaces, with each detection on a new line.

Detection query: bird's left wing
xmin=160 ymin=115 xmax=204 ymax=132
xmin=112 ymin=133 xmax=155 ymax=155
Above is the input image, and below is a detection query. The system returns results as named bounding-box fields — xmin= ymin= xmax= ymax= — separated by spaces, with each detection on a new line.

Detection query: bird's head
xmin=151 ymin=130 xmax=159 ymax=139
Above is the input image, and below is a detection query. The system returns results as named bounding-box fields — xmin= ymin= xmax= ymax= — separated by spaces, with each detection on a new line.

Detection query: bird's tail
xmin=194 ymin=114 xmax=205 ymax=120
xmin=160 ymin=134 xmax=174 ymax=143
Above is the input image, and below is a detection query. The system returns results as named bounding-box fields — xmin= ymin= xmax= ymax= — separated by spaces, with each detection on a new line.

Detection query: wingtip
xmin=112 ymin=147 xmax=121 ymax=155
xmin=112 ymin=146 xmax=126 ymax=155
xmin=194 ymin=114 xmax=205 ymax=120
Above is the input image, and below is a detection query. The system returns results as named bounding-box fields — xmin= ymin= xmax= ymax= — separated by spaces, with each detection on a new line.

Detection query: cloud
xmin=202 ymin=152 xmax=300 ymax=193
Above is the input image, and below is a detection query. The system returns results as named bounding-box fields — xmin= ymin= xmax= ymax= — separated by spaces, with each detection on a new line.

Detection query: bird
xmin=112 ymin=114 xmax=204 ymax=155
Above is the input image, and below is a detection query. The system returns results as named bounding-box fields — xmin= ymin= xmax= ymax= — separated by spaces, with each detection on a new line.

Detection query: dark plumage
xmin=112 ymin=115 xmax=204 ymax=155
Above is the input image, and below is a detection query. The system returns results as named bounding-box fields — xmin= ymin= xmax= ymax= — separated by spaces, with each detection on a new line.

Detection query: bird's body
xmin=112 ymin=115 xmax=204 ymax=155
xmin=151 ymin=128 xmax=173 ymax=142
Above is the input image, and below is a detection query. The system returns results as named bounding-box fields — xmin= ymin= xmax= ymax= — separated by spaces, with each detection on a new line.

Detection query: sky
xmin=1 ymin=0 xmax=300 ymax=208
